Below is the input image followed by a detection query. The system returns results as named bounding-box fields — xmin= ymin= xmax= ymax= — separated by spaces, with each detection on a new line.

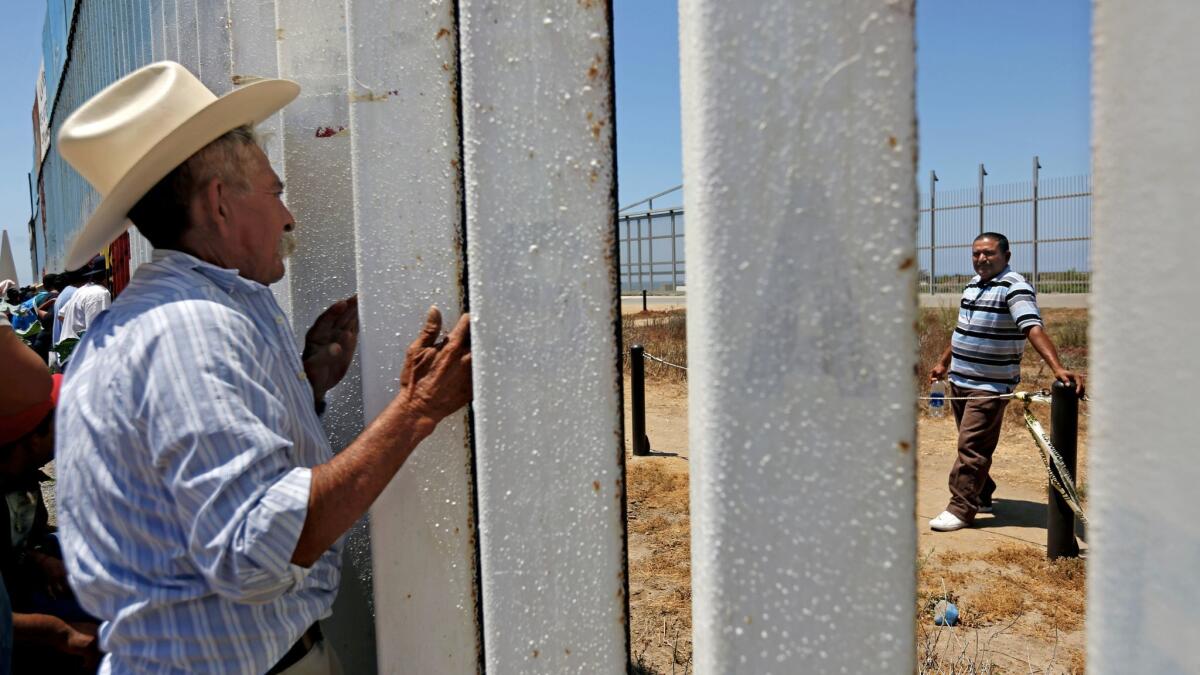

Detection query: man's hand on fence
xmin=303 ymin=295 xmax=360 ymax=403
xmin=398 ymin=307 xmax=473 ymax=427
xmin=1055 ymin=369 xmax=1086 ymax=397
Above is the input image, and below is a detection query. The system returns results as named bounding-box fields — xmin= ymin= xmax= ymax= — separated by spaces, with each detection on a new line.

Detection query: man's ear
xmin=193 ymin=177 xmax=231 ymax=234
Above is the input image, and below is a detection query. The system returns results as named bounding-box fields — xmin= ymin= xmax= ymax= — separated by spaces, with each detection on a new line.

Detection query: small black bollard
xmin=642 ymin=289 xmax=648 ymax=312
xmin=630 ymin=344 xmax=650 ymax=456
xmin=1047 ymin=379 xmax=1080 ymax=559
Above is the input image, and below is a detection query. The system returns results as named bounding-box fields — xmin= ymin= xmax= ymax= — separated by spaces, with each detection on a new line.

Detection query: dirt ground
xmin=624 ymin=375 xmax=1088 ymax=674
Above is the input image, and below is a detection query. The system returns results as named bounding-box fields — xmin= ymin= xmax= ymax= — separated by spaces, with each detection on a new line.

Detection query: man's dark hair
xmin=974 ymin=231 xmax=1010 ymax=254
xmin=42 ymin=273 xmax=61 ymax=292
xmin=127 ymin=125 xmax=260 ymax=250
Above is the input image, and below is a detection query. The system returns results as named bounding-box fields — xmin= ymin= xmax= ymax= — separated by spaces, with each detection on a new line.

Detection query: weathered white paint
xmin=344 ymin=1 xmax=481 ymax=672
xmin=1089 ymin=3 xmax=1200 ymax=672
xmin=679 ymin=1 xmax=917 ymax=672
xmin=273 ymin=2 xmax=374 ymax=670
xmin=459 ymin=0 xmax=628 ymax=671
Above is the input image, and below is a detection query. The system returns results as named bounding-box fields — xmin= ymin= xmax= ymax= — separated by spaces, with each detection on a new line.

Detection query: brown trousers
xmin=946 ymin=383 xmax=1009 ymax=522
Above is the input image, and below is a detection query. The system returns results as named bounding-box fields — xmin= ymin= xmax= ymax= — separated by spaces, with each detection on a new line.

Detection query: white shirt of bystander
xmin=58 ymin=282 xmax=111 ymax=344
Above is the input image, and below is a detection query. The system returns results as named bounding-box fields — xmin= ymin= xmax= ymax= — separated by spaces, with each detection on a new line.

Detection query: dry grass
xmin=917 ymin=544 xmax=1086 ymax=672
xmin=627 ymin=459 xmax=693 ymax=674
xmin=623 ymin=310 xmax=688 ymax=383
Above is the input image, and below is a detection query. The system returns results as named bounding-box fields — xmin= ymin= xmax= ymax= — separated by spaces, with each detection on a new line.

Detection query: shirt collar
xmin=150 ymin=249 xmax=267 ymax=295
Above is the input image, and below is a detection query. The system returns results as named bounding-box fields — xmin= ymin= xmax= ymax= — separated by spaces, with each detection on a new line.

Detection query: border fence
xmin=618 ymin=162 xmax=1092 ymax=295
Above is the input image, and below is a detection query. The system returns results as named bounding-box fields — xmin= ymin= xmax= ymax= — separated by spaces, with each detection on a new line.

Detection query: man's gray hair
xmin=127 ymin=125 xmax=263 ymax=250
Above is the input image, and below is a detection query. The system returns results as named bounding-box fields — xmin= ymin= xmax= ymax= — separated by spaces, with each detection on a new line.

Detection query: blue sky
xmin=0 ymin=1 xmax=1090 ymax=284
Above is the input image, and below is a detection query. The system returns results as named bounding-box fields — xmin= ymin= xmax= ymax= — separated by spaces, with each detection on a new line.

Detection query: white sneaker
xmin=929 ymin=511 xmax=969 ymax=532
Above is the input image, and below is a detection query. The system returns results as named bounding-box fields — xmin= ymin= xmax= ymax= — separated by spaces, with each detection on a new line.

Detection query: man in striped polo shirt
xmin=928 ymin=232 xmax=1084 ymax=532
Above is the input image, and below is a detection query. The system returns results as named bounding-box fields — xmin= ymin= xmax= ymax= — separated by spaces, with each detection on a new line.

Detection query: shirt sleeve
xmin=143 ymin=300 xmax=314 ymax=604
xmin=1006 ymin=282 xmax=1044 ymax=331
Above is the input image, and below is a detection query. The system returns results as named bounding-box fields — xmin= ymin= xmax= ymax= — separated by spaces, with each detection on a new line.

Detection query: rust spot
xmin=231 ymin=74 xmax=266 ymax=86
xmin=898 ymin=440 xmax=911 ymax=452
xmin=531 ymin=649 xmax=539 ymax=658
xmin=450 ymin=159 xmax=459 ymax=169
xmin=592 ymin=480 xmax=601 ymax=492
xmin=588 ymin=64 xmax=599 ymax=80
xmin=589 ymin=168 xmax=599 ymax=184
xmin=442 ymin=62 xmax=451 ymax=72
xmin=898 ymin=256 xmax=914 ymax=270
xmin=564 ymin=648 xmax=571 ymax=656
xmin=586 ymin=111 xmax=594 ymax=121
xmin=436 ymin=27 xmax=451 ymax=40
xmin=453 ymin=527 xmax=460 ymax=535
xmin=350 ymin=91 xmax=389 ymax=103
xmin=315 ymin=125 xmax=347 ymax=138
xmin=887 ymin=135 xmax=898 ymax=148
xmin=590 ymin=118 xmax=606 ymax=140
xmin=745 ymin=615 xmax=753 ymax=624
xmin=276 ymin=28 xmax=285 ymax=40
xmin=578 ymin=0 xmax=597 ymax=7
xmin=406 ymin=593 xmax=412 ymax=599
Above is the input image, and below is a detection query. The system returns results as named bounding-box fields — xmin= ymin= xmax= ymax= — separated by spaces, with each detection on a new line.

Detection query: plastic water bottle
xmin=929 ymin=379 xmax=946 ymax=418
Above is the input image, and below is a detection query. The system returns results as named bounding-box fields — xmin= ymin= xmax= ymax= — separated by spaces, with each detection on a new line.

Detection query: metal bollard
xmin=630 ymin=344 xmax=650 ymax=456
xmin=642 ymin=289 xmax=648 ymax=312
xmin=1047 ymin=379 xmax=1080 ymax=558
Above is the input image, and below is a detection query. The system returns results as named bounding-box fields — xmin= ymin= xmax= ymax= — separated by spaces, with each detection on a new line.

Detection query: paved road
xmin=620 ymin=295 xmax=687 ymax=313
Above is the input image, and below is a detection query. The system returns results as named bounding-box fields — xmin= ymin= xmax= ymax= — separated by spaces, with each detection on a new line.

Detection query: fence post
xmin=630 ymin=344 xmax=650 ymax=456
xmin=1032 ymin=156 xmax=1041 ymax=290
xmin=930 ymin=170 xmax=938 ymax=293
xmin=641 ymin=289 xmax=647 ymax=312
xmin=669 ymin=209 xmax=678 ymax=291
xmin=978 ymin=163 xmax=987 ymax=234
xmin=1047 ymin=379 xmax=1080 ymax=559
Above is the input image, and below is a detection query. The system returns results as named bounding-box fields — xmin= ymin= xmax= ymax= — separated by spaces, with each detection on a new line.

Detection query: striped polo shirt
xmin=948 ymin=266 xmax=1043 ymax=393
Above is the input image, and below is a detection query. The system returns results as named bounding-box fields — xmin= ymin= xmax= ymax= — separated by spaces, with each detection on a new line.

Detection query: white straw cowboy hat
xmin=57 ymin=61 xmax=299 ymax=271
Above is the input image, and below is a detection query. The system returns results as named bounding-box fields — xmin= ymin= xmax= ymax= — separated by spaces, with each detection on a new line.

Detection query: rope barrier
xmin=1013 ymin=391 xmax=1089 ymax=525
xmin=642 ymin=351 xmax=688 ymax=372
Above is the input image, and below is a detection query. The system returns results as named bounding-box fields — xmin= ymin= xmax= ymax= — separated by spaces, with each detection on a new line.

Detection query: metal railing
xmin=921 ymin=159 xmax=1092 ymax=294
xmin=620 ymin=164 xmax=1092 ymax=296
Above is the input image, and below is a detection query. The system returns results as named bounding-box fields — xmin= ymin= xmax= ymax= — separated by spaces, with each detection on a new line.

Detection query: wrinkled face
xmin=971 ymin=237 xmax=1010 ymax=282
xmin=224 ymin=146 xmax=295 ymax=285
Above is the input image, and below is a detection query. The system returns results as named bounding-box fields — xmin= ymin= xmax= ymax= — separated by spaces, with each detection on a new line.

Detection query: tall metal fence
xmin=920 ymin=161 xmax=1092 ymax=294
xmin=619 ymin=163 xmax=1092 ymax=295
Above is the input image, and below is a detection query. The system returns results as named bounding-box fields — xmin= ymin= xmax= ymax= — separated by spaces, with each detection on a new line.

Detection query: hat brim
xmin=64 ymin=79 xmax=300 ymax=271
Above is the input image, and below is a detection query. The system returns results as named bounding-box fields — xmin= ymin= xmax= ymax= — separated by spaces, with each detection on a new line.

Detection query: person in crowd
xmin=927 ymin=232 xmax=1084 ymax=532
xmin=0 ymin=375 xmax=101 ymax=673
xmin=55 ymin=61 xmax=473 ymax=673
xmin=48 ymin=271 xmax=78 ymax=371
xmin=0 ymin=289 xmax=19 ymax=321
xmin=55 ymin=258 xmax=110 ymax=370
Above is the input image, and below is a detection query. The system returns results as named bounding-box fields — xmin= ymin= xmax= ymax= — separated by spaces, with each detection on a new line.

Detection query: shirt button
xmin=275 ymin=316 xmax=285 ymax=325
xmin=298 ymin=371 xmax=307 ymax=380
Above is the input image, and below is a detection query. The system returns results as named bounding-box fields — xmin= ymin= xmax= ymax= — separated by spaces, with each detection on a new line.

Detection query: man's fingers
xmin=413 ymin=306 xmax=443 ymax=350
xmin=443 ymin=313 xmax=471 ymax=353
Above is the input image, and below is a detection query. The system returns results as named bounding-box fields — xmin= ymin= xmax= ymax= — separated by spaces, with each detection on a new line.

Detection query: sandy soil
xmin=625 ymin=377 xmax=1088 ymax=674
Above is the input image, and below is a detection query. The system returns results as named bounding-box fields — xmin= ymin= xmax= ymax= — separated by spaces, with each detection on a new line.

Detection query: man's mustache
xmin=279 ymin=231 xmax=297 ymax=258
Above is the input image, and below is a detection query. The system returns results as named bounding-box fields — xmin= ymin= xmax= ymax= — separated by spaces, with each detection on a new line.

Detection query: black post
xmin=642 ymin=289 xmax=647 ymax=312
xmin=1047 ymin=380 xmax=1080 ymax=558
xmin=630 ymin=344 xmax=650 ymax=456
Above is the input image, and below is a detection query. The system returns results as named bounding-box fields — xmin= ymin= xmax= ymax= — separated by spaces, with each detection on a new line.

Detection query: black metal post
xmin=630 ymin=345 xmax=650 ymax=456
xmin=642 ymin=289 xmax=647 ymax=312
xmin=1048 ymin=379 xmax=1080 ymax=558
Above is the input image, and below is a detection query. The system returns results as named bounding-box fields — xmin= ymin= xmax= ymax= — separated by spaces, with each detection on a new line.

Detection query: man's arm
xmin=929 ymin=343 xmax=952 ymax=382
xmin=0 ymin=325 xmax=52 ymax=413
xmin=292 ymin=308 xmax=471 ymax=566
xmin=1025 ymin=325 xmax=1085 ymax=395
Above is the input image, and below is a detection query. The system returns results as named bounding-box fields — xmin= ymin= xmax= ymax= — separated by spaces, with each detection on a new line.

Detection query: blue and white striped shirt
xmin=56 ymin=250 xmax=342 ymax=674
xmin=948 ymin=266 xmax=1043 ymax=394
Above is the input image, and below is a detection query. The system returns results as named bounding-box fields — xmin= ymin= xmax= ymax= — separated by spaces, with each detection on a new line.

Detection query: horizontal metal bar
xmin=617 ymin=184 xmax=683 ymax=213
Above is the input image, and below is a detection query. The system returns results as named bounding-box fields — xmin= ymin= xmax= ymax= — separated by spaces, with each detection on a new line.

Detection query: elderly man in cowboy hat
xmin=53 ymin=62 xmax=473 ymax=674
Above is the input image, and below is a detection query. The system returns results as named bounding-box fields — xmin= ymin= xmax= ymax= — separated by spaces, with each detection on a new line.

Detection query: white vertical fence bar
xmin=228 ymin=0 xmax=293 ymax=316
xmin=679 ymin=0 xmax=917 ymax=672
xmin=345 ymin=1 xmax=481 ymax=672
xmin=273 ymin=2 xmax=373 ymax=670
xmin=460 ymin=0 xmax=628 ymax=672
xmin=1089 ymin=2 xmax=1200 ymax=672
